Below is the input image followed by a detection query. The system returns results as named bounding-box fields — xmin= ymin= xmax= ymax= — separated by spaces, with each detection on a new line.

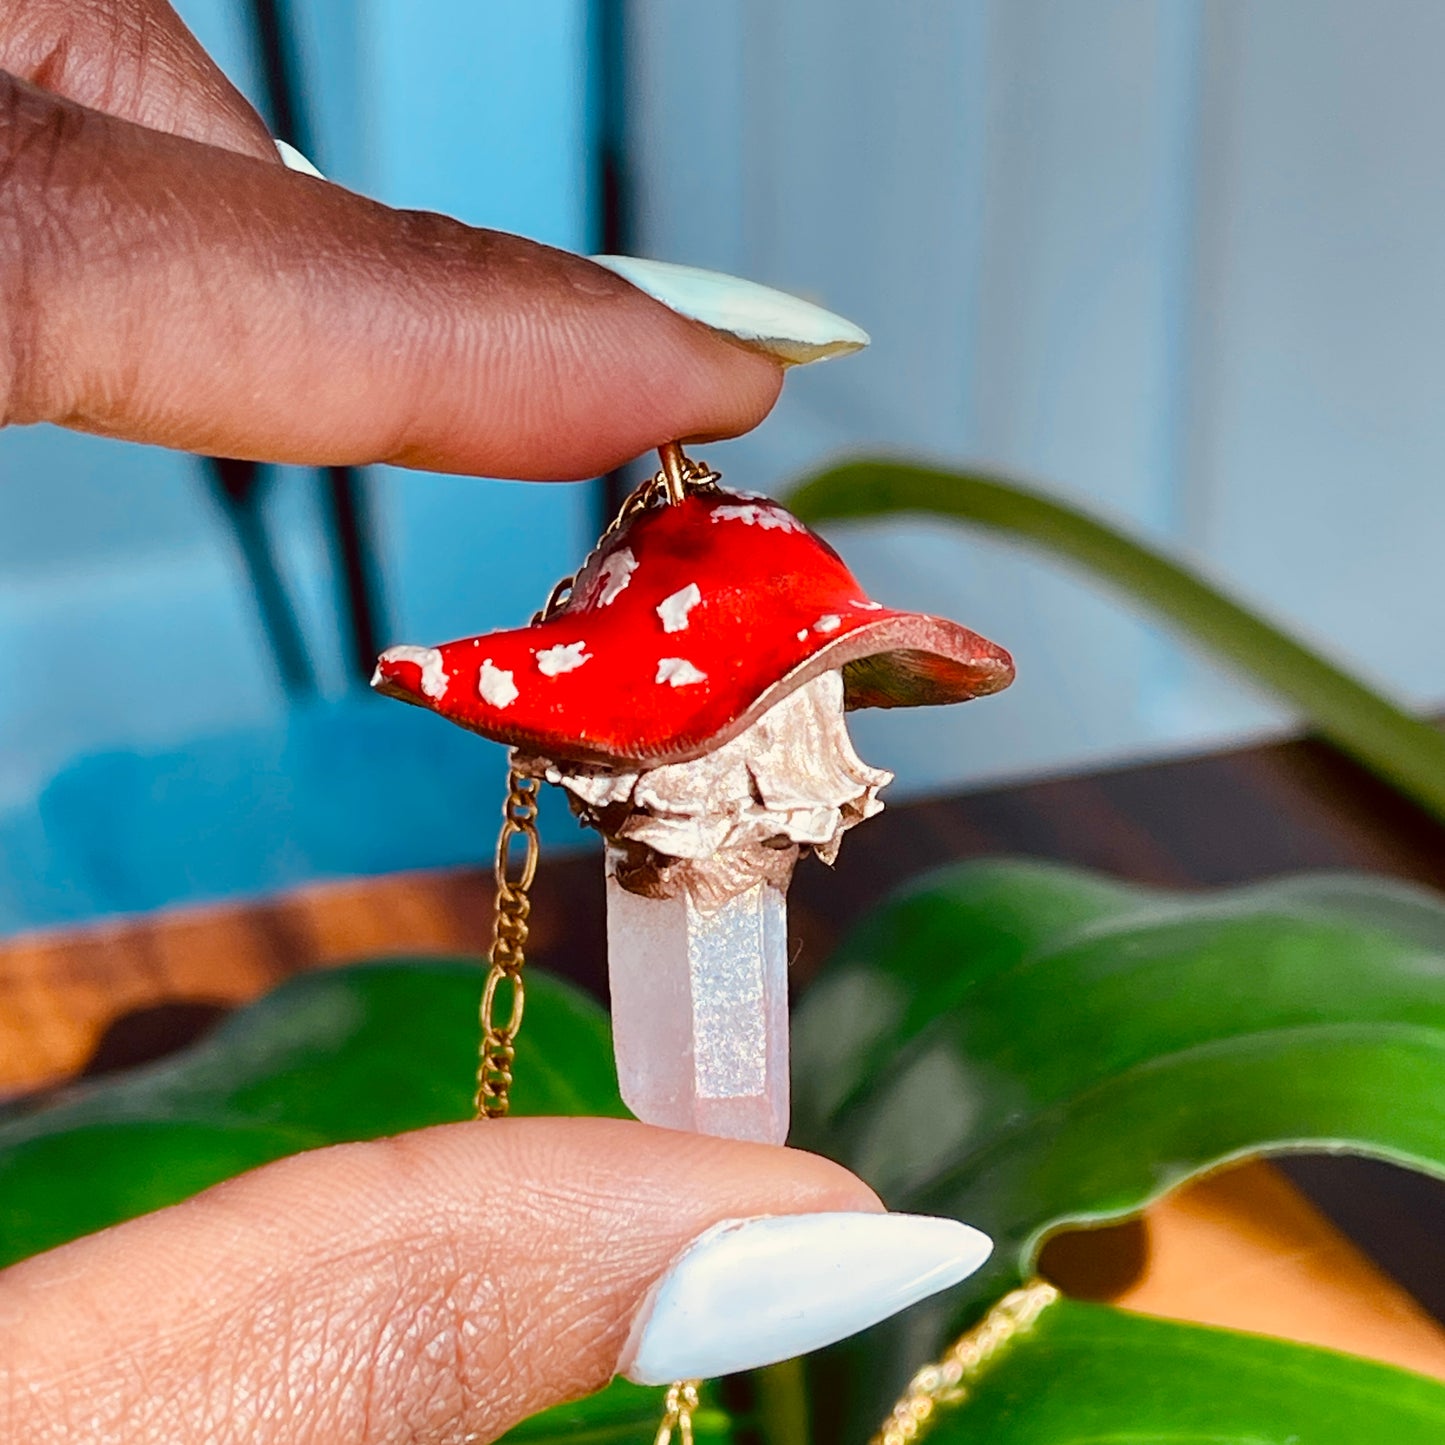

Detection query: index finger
xmin=0 ymin=74 xmax=783 ymax=480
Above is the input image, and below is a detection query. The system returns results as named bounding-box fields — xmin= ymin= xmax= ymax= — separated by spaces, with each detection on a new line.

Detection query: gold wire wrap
xmin=658 ymin=440 xmax=690 ymax=504
xmin=869 ymin=1280 xmax=1060 ymax=1445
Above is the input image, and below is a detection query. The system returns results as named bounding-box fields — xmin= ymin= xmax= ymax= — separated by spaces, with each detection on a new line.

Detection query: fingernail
xmin=620 ymin=1212 xmax=991 ymax=1385
xmin=274 ymin=139 xmax=325 ymax=178
xmin=589 ymin=255 xmax=869 ymax=365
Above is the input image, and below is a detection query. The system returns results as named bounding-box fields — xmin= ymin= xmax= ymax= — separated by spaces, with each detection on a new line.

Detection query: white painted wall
xmin=630 ymin=0 xmax=1445 ymax=795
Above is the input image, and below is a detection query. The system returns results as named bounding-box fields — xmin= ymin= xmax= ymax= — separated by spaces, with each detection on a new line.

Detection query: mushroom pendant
xmin=372 ymin=447 xmax=1013 ymax=1145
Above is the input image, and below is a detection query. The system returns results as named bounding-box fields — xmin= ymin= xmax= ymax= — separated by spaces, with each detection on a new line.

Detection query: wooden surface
xmin=0 ymin=868 xmax=499 ymax=1096
xmin=3 ymin=722 xmax=1444 ymax=1379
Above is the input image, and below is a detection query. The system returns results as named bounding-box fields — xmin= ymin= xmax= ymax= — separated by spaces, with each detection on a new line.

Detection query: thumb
xmin=0 ymin=1118 xmax=990 ymax=1444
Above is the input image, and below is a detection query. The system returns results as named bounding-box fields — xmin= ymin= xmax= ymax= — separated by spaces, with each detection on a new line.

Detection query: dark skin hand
xmin=0 ymin=6 xmax=881 ymax=1442
xmin=0 ymin=0 xmax=783 ymax=477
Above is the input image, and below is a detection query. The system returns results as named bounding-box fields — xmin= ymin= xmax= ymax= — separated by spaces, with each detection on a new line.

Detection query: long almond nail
xmin=620 ymin=1211 xmax=991 ymax=1385
xmin=589 ymin=255 xmax=869 ymax=366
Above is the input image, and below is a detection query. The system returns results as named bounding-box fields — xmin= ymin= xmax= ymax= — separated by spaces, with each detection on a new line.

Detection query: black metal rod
xmin=206 ymin=457 xmax=315 ymax=695
xmin=323 ymin=464 xmax=386 ymax=679
xmin=593 ymin=0 xmax=634 ymax=527
xmin=248 ymin=0 xmax=307 ymax=151
xmin=246 ymin=0 xmax=389 ymax=678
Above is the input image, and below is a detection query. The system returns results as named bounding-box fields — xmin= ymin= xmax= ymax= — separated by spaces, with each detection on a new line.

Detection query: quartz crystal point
xmin=607 ymin=848 xmax=790 ymax=1143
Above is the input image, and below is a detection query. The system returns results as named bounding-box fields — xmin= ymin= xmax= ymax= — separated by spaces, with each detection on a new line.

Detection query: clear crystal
xmin=606 ymin=845 xmax=790 ymax=1144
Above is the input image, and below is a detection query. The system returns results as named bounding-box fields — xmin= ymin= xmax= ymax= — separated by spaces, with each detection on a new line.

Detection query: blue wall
xmin=0 ymin=2 xmax=599 ymax=931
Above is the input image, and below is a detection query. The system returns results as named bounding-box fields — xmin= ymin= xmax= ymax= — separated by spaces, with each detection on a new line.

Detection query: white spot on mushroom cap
xmin=814 ymin=614 xmax=842 ymax=634
xmin=479 ymin=659 xmax=519 ymax=708
xmin=656 ymin=657 xmax=707 ymax=687
xmin=796 ymin=629 xmax=809 ymax=642
xmin=657 ymin=582 xmax=702 ymax=633
xmin=710 ymin=502 xmax=805 ymax=534
xmin=378 ymin=644 xmax=449 ymax=700
xmin=536 ymin=641 xmax=591 ymax=676
xmin=853 ymin=599 xmax=883 ymax=611
xmin=596 ymin=547 xmax=638 ymax=606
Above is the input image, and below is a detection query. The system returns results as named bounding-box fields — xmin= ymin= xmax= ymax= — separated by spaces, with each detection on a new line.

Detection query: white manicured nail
xmin=275 ymin=139 xmax=324 ymax=178
xmin=589 ymin=255 xmax=869 ymax=365
xmin=620 ymin=1212 xmax=991 ymax=1385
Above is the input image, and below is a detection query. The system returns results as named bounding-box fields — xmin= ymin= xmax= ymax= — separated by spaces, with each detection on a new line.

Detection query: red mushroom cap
xmin=372 ymin=489 xmax=1013 ymax=767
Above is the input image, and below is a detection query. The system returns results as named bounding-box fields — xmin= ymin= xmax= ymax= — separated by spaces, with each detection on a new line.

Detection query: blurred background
xmin=3 ymin=0 xmax=1443 ymax=934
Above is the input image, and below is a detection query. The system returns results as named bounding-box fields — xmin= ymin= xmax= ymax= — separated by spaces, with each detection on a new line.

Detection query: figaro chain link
xmin=474 ymin=766 xmax=541 ymax=1118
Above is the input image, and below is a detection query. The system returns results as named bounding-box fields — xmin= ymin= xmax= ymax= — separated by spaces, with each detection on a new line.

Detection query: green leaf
xmin=927 ymin=1297 xmax=1445 ymax=1445
xmin=793 ymin=860 xmax=1445 ymax=1433
xmin=0 ymin=1120 xmax=311 ymax=1266
xmin=0 ymin=959 xmax=624 ymax=1266
xmin=788 ymin=460 xmax=1445 ymax=826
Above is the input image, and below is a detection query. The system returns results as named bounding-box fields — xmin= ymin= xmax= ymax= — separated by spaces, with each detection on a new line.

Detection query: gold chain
xmin=465 ymin=447 xmax=718 ymax=1434
xmin=869 ymin=1280 xmax=1059 ymax=1445
xmin=651 ymin=1379 xmax=701 ymax=1445
xmin=467 ymin=447 xmax=1043 ymax=1445
xmin=474 ymin=764 xmax=541 ymax=1118
xmin=474 ymin=454 xmax=713 ymax=1119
